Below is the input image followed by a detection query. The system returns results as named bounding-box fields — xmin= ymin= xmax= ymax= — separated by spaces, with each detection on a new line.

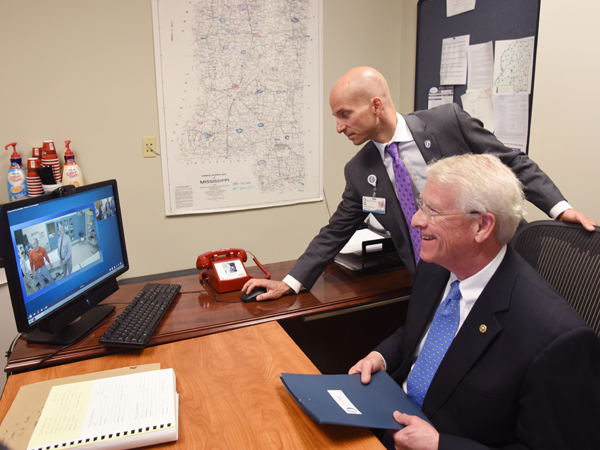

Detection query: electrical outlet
xmin=142 ymin=137 xmax=157 ymax=158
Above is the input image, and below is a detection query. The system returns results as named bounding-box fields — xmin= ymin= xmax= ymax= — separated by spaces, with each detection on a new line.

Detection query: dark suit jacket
xmin=375 ymin=247 xmax=600 ymax=449
xmin=288 ymin=103 xmax=567 ymax=289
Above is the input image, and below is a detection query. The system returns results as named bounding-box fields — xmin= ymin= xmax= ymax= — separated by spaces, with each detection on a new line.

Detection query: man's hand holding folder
xmin=349 ymin=351 xmax=439 ymax=450
xmin=391 ymin=412 xmax=440 ymax=450
xmin=348 ymin=350 xmax=387 ymax=384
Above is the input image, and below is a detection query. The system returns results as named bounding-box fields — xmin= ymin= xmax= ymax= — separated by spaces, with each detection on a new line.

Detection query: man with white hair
xmin=350 ymin=154 xmax=600 ymax=449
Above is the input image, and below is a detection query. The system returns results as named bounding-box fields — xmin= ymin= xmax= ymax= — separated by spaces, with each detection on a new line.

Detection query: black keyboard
xmin=99 ymin=283 xmax=181 ymax=347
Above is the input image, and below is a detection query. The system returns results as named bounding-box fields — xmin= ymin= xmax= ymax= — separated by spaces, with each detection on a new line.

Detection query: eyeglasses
xmin=416 ymin=198 xmax=480 ymax=223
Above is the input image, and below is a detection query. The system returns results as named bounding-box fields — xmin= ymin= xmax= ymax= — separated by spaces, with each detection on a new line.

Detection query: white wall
xmin=525 ymin=0 xmax=600 ymax=221
xmin=0 ymin=270 xmax=18 ymax=391
xmin=0 ymin=0 xmax=404 ymax=281
xmin=0 ymin=0 xmax=597 ymax=279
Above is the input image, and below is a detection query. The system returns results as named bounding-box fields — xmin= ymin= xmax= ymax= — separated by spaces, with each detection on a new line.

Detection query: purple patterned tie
xmin=385 ymin=142 xmax=421 ymax=264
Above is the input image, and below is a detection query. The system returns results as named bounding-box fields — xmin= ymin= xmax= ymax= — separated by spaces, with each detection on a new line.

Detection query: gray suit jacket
xmin=289 ymin=103 xmax=566 ymax=289
xmin=375 ymin=247 xmax=600 ymax=449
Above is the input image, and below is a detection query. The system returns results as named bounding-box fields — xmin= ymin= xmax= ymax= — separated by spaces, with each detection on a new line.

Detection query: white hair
xmin=426 ymin=153 xmax=525 ymax=245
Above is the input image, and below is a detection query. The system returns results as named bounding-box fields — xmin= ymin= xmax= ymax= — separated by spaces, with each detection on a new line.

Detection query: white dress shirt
xmin=394 ymin=246 xmax=508 ymax=392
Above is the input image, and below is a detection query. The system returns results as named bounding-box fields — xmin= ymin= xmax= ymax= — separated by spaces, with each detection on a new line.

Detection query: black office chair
xmin=510 ymin=220 xmax=600 ymax=336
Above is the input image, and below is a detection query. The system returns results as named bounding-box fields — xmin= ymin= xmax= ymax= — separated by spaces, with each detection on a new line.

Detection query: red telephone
xmin=196 ymin=248 xmax=271 ymax=293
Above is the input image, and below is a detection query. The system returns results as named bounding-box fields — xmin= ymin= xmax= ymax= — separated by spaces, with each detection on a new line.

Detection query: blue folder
xmin=280 ymin=371 xmax=432 ymax=430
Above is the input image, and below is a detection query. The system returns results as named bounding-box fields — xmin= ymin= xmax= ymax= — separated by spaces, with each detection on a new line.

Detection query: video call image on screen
xmin=8 ymin=192 xmax=123 ymax=326
xmin=18 ymin=207 xmax=100 ymax=297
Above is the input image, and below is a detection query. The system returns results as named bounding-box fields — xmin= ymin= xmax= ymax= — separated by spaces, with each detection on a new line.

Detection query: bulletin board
xmin=414 ymin=0 xmax=542 ymax=152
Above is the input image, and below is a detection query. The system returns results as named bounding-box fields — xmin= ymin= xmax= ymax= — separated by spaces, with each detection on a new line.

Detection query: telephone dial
xmin=196 ymin=248 xmax=271 ymax=293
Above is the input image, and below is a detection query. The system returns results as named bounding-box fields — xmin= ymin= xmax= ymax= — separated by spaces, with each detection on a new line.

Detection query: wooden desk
xmin=0 ymin=322 xmax=384 ymax=449
xmin=6 ymin=260 xmax=412 ymax=374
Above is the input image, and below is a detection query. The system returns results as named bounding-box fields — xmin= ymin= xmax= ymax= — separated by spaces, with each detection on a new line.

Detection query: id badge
xmin=363 ymin=196 xmax=386 ymax=214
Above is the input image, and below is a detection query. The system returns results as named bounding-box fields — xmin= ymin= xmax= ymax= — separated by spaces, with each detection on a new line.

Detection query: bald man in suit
xmin=243 ymin=67 xmax=596 ymax=300
xmin=57 ymin=224 xmax=72 ymax=276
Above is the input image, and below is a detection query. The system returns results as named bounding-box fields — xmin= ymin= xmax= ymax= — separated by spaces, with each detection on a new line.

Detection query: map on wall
xmin=151 ymin=0 xmax=323 ymax=215
xmin=493 ymin=37 xmax=535 ymax=95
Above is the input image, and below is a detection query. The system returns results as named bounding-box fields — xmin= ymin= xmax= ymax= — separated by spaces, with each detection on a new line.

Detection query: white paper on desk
xmin=447 ymin=0 xmax=476 ymax=18
xmin=0 ymin=364 xmax=160 ymax=450
xmin=492 ymin=93 xmax=529 ymax=152
xmin=493 ymin=37 xmax=535 ymax=95
xmin=468 ymin=41 xmax=494 ymax=91
xmin=440 ymin=35 xmax=469 ymax=86
xmin=461 ymin=89 xmax=494 ymax=132
xmin=27 ymin=368 xmax=178 ymax=450
xmin=82 ymin=370 xmax=176 ymax=438
xmin=339 ymin=229 xmax=385 ymax=255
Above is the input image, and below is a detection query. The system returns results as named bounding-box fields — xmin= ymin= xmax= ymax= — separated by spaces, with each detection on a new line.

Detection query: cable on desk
xmin=5 ymin=332 xmax=21 ymax=361
xmin=25 ymin=313 xmax=116 ymax=373
xmin=202 ymin=280 xmax=240 ymax=303
xmin=179 ymin=281 xmax=240 ymax=303
xmin=2 ymin=332 xmax=22 ymax=398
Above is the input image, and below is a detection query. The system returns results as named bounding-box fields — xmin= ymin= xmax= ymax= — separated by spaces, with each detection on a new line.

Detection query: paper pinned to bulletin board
xmin=415 ymin=0 xmax=541 ymax=153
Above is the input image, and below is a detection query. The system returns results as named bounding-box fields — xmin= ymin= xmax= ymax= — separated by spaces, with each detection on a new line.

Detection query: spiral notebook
xmin=26 ymin=368 xmax=178 ymax=450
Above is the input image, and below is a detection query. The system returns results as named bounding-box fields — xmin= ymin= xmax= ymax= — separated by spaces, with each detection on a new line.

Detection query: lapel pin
xmin=479 ymin=324 xmax=487 ymax=333
xmin=424 ymin=140 xmax=432 ymax=149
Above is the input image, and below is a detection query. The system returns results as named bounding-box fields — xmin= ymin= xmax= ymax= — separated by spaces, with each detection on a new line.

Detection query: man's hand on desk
xmin=557 ymin=208 xmax=598 ymax=232
xmin=241 ymin=279 xmax=292 ymax=301
xmin=348 ymin=351 xmax=386 ymax=385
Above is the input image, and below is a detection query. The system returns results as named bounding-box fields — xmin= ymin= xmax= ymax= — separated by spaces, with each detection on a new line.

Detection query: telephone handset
xmin=196 ymin=248 xmax=270 ymax=293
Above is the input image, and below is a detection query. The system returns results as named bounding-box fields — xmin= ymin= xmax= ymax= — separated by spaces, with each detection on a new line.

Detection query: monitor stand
xmin=25 ymin=305 xmax=115 ymax=346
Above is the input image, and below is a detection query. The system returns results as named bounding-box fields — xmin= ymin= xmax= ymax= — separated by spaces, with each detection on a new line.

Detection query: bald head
xmin=331 ymin=67 xmax=395 ymax=109
xmin=329 ymin=67 xmax=397 ymax=145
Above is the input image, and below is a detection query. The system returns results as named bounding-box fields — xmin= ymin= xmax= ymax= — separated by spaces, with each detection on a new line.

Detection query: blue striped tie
xmin=407 ymin=280 xmax=462 ymax=408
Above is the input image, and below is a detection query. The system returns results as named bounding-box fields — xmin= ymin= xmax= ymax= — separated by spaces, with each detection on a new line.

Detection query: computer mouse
xmin=241 ymin=286 xmax=268 ymax=302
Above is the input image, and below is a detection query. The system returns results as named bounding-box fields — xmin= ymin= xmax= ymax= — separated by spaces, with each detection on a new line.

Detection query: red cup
xmin=27 ymin=158 xmax=43 ymax=197
xmin=42 ymin=141 xmax=57 ymax=156
xmin=27 ymin=158 xmax=41 ymax=170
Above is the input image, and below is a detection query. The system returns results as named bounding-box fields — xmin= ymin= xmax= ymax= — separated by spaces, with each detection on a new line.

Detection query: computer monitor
xmin=0 ymin=180 xmax=129 ymax=345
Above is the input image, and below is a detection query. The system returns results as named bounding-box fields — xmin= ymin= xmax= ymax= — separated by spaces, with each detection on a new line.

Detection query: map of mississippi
xmin=494 ymin=37 xmax=535 ymax=95
xmin=152 ymin=0 xmax=322 ymax=214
